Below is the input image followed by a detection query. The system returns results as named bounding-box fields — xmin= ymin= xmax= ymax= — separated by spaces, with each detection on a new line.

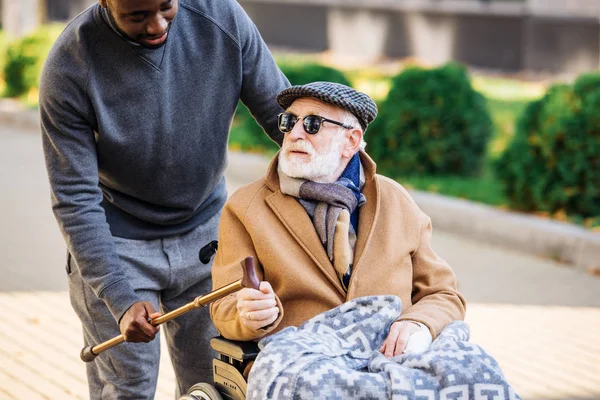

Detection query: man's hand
xmin=380 ymin=320 xmax=421 ymax=357
xmin=119 ymin=301 xmax=161 ymax=343
xmin=237 ymin=281 xmax=279 ymax=330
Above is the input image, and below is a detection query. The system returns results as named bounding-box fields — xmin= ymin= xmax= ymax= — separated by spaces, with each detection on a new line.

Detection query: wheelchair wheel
xmin=182 ymin=382 xmax=223 ymax=400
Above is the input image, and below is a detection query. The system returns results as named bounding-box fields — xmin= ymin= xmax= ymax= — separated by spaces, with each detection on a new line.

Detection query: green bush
xmin=232 ymin=62 xmax=352 ymax=152
xmin=367 ymin=63 xmax=493 ymax=177
xmin=0 ymin=30 xmax=9 ymax=91
xmin=496 ymin=73 xmax=600 ymax=218
xmin=3 ymin=24 xmax=63 ymax=98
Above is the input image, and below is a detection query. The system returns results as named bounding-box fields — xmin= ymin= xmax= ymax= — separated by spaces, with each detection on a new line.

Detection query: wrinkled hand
xmin=119 ymin=301 xmax=161 ymax=343
xmin=380 ymin=320 xmax=421 ymax=357
xmin=237 ymin=281 xmax=279 ymax=330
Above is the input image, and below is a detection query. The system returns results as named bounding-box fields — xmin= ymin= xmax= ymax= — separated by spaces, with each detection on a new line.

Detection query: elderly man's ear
xmin=342 ymin=129 xmax=363 ymax=159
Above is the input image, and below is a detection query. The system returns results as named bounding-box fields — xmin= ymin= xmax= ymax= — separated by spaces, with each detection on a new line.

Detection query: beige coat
xmin=210 ymin=151 xmax=466 ymax=341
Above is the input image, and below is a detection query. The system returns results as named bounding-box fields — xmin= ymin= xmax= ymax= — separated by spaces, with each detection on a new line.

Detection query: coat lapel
xmin=263 ymin=154 xmax=345 ymax=296
xmin=352 ymin=152 xmax=380 ymax=274
xmin=262 ymin=151 xmax=380 ymax=297
xmin=266 ymin=191 xmax=346 ymax=296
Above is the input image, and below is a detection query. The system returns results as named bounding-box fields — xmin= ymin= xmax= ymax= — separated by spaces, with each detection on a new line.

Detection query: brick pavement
xmin=0 ymin=291 xmax=175 ymax=400
xmin=2 ymin=291 xmax=599 ymax=399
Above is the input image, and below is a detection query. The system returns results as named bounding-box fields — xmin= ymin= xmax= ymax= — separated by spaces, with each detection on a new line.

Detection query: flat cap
xmin=277 ymin=81 xmax=378 ymax=131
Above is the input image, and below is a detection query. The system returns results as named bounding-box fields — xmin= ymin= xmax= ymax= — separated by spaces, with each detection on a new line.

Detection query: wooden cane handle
xmin=240 ymin=256 xmax=260 ymax=290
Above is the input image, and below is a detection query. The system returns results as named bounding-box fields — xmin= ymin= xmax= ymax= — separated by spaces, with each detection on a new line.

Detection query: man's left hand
xmin=379 ymin=320 xmax=421 ymax=357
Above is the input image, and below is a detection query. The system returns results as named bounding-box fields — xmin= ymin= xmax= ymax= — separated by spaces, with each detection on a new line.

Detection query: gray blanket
xmin=247 ymin=296 xmax=521 ymax=400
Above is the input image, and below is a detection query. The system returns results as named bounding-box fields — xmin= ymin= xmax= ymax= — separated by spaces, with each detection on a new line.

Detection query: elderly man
xmin=210 ymin=82 xmax=466 ymax=356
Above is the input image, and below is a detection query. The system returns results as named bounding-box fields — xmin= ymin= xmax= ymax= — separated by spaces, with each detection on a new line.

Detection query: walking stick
xmin=80 ymin=256 xmax=259 ymax=362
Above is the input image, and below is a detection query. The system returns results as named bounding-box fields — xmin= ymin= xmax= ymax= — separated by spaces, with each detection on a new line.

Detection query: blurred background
xmin=1 ymin=0 xmax=599 ymax=399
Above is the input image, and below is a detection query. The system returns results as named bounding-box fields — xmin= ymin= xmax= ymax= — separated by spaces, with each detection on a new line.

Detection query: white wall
xmin=2 ymin=0 xmax=44 ymax=38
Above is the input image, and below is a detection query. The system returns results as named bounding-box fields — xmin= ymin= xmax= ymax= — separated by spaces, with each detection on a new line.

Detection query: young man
xmin=39 ymin=0 xmax=288 ymax=397
xmin=210 ymin=82 xmax=466 ymax=356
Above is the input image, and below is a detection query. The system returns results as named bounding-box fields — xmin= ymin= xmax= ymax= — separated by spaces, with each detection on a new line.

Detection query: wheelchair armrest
xmin=210 ymin=336 xmax=259 ymax=362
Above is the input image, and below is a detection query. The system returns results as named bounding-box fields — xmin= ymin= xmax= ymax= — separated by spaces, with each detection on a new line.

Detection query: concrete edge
xmin=4 ymin=99 xmax=598 ymax=272
xmin=411 ymin=191 xmax=600 ymax=272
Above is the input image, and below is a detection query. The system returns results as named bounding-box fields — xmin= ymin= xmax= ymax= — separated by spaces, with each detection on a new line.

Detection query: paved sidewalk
xmin=2 ymin=291 xmax=599 ymax=400
xmin=1 ymin=125 xmax=600 ymax=399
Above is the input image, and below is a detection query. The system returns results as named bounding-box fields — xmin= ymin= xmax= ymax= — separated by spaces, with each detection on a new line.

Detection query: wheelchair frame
xmin=183 ymin=337 xmax=259 ymax=400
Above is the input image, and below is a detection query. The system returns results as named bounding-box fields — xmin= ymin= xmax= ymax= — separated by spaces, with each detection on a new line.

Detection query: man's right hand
xmin=119 ymin=301 xmax=161 ymax=343
xmin=237 ymin=281 xmax=279 ymax=330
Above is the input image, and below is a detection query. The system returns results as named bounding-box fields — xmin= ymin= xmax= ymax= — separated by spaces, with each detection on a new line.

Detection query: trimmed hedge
xmin=233 ymin=62 xmax=352 ymax=152
xmin=367 ymin=63 xmax=493 ymax=177
xmin=496 ymin=73 xmax=600 ymax=218
xmin=3 ymin=24 xmax=64 ymax=98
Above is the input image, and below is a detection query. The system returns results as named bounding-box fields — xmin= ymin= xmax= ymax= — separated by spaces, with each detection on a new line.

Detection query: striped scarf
xmin=278 ymin=154 xmax=366 ymax=290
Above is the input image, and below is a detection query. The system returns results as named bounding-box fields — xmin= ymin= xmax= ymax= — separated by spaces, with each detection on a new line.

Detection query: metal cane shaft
xmin=81 ymin=256 xmax=259 ymax=362
xmin=87 ymin=280 xmax=244 ymax=358
xmin=89 ymin=335 xmax=126 ymax=356
xmin=150 ymin=280 xmax=243 ymax=325
xmin=149 ymin=301 xmax=199 ymax=326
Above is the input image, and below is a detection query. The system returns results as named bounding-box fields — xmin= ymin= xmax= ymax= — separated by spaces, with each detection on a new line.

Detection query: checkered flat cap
xmin=277 ymin=81 xmax=378 ymax=131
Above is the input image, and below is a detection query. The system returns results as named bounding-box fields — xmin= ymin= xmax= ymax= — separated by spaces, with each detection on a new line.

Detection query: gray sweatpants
xmin=67 ymin=212 xmax=220 ymax=399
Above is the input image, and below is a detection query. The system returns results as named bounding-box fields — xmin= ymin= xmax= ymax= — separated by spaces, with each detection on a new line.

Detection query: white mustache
xmin=284 ymin=140 xmax=315 ymax=156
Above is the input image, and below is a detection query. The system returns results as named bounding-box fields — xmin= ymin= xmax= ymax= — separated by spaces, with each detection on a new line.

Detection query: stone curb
xmin=410 ymin=191 xmax=600 ymax=271
xmin=4 ymin=99 xmax=598 ymax=272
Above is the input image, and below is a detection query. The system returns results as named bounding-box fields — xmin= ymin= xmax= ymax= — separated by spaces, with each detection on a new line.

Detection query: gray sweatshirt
xmin=39 ymin=0 xmax=289 ymax=321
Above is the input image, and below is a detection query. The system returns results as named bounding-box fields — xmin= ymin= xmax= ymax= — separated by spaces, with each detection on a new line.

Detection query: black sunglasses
xmin=277 ymin=112 xmax=354 ymax=135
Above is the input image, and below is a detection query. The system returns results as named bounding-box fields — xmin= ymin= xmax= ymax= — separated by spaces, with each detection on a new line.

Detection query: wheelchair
xmin=180 ymin=241 xmax=259 ymax=399
xmin=180 ymin=336 xmax=258 ymax=400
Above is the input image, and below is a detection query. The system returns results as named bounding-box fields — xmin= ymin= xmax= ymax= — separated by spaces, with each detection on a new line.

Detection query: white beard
xmin=279 ymin=134 xmax=345 ymax=183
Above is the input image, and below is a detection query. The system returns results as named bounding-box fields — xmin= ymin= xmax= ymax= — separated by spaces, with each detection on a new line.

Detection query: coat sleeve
xmin=397 ymin=214 xmax=466 ymax=339
xmin=210 ymin=192 xmax=284 ymax=341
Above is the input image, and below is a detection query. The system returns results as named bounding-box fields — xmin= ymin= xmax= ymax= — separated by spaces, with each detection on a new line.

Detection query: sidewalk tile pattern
xmin=1 ymin=292 xmax=599 ymax=400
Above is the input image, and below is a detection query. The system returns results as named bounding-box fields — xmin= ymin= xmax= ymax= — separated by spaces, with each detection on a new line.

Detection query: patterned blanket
xmin=247 ymin=296 xmax=521 ymax=400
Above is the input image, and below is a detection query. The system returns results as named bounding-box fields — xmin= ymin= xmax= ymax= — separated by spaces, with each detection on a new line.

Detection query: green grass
xmin=486 ymin=98 xmax=529 ymax=156
xmin=396 ymin=173 xmax=507 ymax=206
xmin=228 ymin=120 xmax=278 ymax=155
xmin=473 ymin=75 xmax=544 ymax=157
